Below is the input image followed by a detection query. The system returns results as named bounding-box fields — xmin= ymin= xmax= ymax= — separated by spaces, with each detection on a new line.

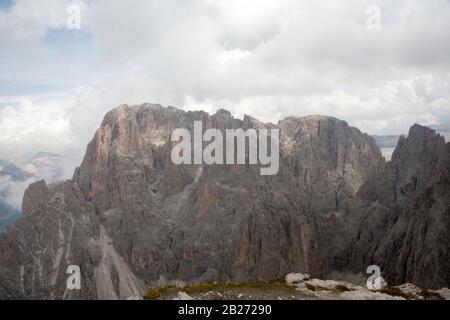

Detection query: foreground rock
xmin=0 ymin=104 xmax=448 ymax=299
xmin=144 ymin=273 xmax=447 ymax=300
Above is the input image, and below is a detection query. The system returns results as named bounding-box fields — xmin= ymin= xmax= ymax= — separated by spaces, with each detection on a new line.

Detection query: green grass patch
xmin=143 ymin=278 xmax=295 ymax=299
xmin=143 ymin=288 xmax=161 ymax=300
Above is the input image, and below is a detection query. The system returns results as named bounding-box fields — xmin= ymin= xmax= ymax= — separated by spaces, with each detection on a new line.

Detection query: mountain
xmin=0 ymin=153 xmax=65 ymax=233
xmin=341 ymin=125 xmax=450 ymax=288
xmin=0 ymin=160 xmax=33 ymax=181
xmin=0 ymin=104 xmax=448 ymax=299
xmin=372 ymin=124 xmax=450 ymax=160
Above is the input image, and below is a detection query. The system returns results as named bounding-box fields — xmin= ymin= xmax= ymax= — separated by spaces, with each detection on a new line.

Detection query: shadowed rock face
xmin=0 ymin=104 xmax=448 ymax=299
xmin=339 ymin=125 xmax=450 ymax=289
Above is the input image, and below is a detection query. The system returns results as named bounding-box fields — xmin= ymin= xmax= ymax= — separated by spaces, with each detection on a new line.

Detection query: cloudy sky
xmin=1 ymin=0 xmax=450 ymax=167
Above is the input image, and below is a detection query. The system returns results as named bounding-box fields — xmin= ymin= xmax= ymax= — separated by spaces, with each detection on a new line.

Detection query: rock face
xmin=0 ymin=104 xmax=448 ymax=299
xmin=340 ymin=125 xmax=450 ymax=289
xmin=278 ymin=115 xmax=381 ymax=214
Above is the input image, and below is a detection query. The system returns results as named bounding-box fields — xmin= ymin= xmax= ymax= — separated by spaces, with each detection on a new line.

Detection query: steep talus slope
xmin=0 ymin=103 xmax=447 ymax=299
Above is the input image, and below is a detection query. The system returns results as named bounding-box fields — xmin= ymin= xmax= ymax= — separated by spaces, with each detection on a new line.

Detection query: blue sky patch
xmin=44 ymin=27 xmax=93 ymax=56
xmin=0 ymin=0 xmax=14 ymax=11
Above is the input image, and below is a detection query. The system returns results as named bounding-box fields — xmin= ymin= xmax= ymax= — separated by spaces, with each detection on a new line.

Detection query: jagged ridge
xmin=0 ymin=104 xmax=448 ymax=299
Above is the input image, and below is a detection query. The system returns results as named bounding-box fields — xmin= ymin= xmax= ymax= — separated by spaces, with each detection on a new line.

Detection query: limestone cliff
xmin=0 ymin=104 xmax=447 ymax=299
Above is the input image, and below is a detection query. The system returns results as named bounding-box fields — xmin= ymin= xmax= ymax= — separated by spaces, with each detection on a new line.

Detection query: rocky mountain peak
xmin=1 ymin=104 xmax=448 ymax=299
xmin=213 ymin=108 xmax=232 ymax=120
xmin=21 ymin=180 xmax=49 ymax=218
xmin=343 ymin=124 xmax=450 ymax=289
xmin=390 ymin=124 xmax=447 ymax=197
xmin=392 ymin=124 xmax=446 ymax=162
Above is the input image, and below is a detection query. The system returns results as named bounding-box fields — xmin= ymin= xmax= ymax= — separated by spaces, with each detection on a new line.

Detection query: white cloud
xmin=0 ymin=0 xmax=70 ymax=41
xmin=1 ymin=0 xmax=450 ymax=164
xmin=0 ymin=98 xmax=76 ymax=160
xmin=65 ymin=0 xmax=450 ymax=132
xmin=0 ymin=175 xmax=35 ymax=210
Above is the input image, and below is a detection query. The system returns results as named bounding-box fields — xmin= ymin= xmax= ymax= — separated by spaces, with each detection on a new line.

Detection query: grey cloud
xmin=0 ymin=0 xmax=450 ymax=179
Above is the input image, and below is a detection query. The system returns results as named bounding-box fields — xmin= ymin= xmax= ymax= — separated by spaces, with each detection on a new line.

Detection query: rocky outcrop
xmin=278 ymin=115 xmax=381 ymax=214
xmin=0 ymin=181 xmax=101 ymax=299
xmin=338 ymin=125 xmax=450 ymax=289
xmin=144 ymin=273 xmax=448 ymax=300
xmin=0 ymin=103 xmax=448 ymax=299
